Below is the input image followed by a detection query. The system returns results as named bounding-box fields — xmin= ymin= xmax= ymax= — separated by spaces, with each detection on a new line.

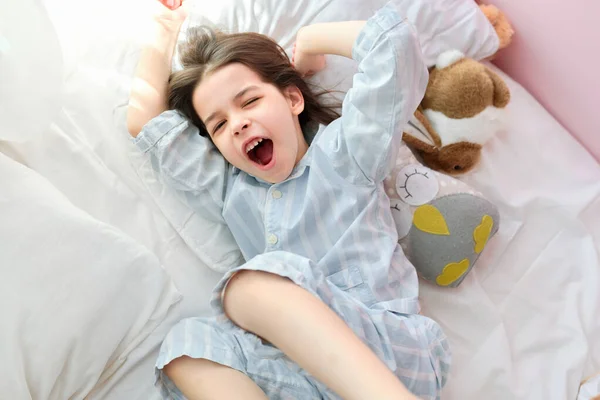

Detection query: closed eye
xmin=243 ymin=97 xmax=260 ymax=107
xmin=211 ymin=97 xmax=259 ymax=134
xmin=213 ymin=120 xmax=226 ymax=134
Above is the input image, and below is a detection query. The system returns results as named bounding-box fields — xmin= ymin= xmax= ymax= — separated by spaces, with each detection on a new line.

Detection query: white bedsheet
xmin=1 ymin=1 xmax=598 ymax=399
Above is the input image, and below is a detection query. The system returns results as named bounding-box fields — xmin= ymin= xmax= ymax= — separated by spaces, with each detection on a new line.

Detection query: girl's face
xmin=193 ymin=63 xmax=307 ymax=184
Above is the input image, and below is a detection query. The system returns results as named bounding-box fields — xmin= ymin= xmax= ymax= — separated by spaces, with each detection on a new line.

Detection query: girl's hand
xmin=292 ymin=41 xmax=326 ymax=78
xmin=153 ymin=0 xmax=189 ymax=32
xmin=160 ymin=0 xmax=182 ymax=9
xmin=292 ymin=21 xmax=366 ymax=66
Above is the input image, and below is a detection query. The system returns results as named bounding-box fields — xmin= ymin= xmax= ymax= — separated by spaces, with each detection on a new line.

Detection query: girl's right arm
xmin=127 ymin=1 xmax=230 ymax=225
xmin=126 ymin=0 xmax=187 ymax=138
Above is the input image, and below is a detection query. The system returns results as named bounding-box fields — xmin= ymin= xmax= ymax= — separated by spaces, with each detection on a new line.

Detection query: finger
xmin=158 ymin=0 xmax=173 ymax=9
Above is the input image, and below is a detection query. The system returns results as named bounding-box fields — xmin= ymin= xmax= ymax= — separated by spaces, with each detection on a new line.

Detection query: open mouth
xmin=246 ymin=138 xmax=274 ymax=166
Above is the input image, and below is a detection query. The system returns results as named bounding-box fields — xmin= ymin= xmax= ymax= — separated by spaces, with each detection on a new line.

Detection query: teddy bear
xmin=402 ymin=50 xmax=511 ymax=175
xmin=401 ymin=4 xmax=513 ymax=175
xmin=479 ymin=3 xmax=515 ymax=53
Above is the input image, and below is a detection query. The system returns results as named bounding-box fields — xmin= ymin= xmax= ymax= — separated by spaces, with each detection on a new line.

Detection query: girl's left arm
xmin=293 ymin=20 xmax=366 ymax=73
xmin=295 ymin=3 xmax=428 ymax=184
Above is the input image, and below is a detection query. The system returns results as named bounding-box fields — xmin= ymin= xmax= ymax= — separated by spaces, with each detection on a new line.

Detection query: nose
xmin=232 ymin=115 xmax=251 ymax=136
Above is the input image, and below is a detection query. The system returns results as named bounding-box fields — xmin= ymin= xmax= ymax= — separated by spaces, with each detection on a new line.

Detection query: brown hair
xmin=168 ymin=26 xmax=341 ymax=137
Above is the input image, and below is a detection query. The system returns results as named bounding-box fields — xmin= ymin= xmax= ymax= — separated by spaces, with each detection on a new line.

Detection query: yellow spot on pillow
xmin=474 ymin=215 xmax=494 ymax=254
xmin=436 ymin=259 xmax=470 ymax=286
xmin=413 ymin=205 xmax=450 ymax=236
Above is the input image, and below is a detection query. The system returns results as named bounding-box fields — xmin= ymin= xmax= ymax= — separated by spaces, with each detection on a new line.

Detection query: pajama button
xmin=272 ymin=190 xmax=283 ymax=199
xmin=267 ymin=234 xmax=278 ymax=245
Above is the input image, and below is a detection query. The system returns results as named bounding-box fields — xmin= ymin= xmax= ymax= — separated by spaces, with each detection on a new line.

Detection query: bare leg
xmin=163 ymin=356 xmax=268 ymax=400
xmin=224 ymin=270 xmax=419 ymax=400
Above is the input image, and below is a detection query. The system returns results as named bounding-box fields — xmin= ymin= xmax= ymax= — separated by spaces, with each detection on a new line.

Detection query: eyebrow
xmin=204 ymin=85 xmax=260 ymax=128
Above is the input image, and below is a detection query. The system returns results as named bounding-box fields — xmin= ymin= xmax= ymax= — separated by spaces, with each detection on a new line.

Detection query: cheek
xmin=263 ymin=103 xmax=294 ymax=129
xmin=213 ymin=138 xmax=237 ymax=159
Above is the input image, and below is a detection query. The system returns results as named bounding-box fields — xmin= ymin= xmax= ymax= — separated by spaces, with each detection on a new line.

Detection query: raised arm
xmin=126 ymin=0 xmax=187 ymax=137
xmin=294 ymin=4 xmax=429 ymax=184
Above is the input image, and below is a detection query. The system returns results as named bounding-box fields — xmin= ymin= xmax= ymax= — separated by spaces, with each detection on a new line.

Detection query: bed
xmin=1 ymin=0 xmax=598 ymax=399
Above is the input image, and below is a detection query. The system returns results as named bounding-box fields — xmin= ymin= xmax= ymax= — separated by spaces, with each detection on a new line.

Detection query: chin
xmin=264 ymin=170 xmax=291 ymax=184
xmin=267 ymin=164 xmax=295 ymax=183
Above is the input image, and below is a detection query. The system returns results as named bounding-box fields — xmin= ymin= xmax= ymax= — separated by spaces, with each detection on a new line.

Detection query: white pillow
xmin=0 ymin=152 xmax=181 ymax=399
xmin=180 ymin=0 xmax=499 ymax=82
xmin=0 ymin=0 xmax=63 ymax=142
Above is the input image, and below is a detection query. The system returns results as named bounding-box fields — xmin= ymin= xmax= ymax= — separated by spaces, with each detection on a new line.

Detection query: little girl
xmin=128 ymin=0 xmax=450 ymax=399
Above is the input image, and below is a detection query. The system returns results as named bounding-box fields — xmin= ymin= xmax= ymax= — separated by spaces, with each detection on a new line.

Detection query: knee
xmin=223 ymin=270 xmax=281 ymax=330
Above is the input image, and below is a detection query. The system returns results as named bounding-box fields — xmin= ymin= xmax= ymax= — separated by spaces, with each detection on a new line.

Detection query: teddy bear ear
xmin=435 ymin=50 xmax=466 ymax=69
xmin=484 ymin=67 xmax=511 ymax=108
